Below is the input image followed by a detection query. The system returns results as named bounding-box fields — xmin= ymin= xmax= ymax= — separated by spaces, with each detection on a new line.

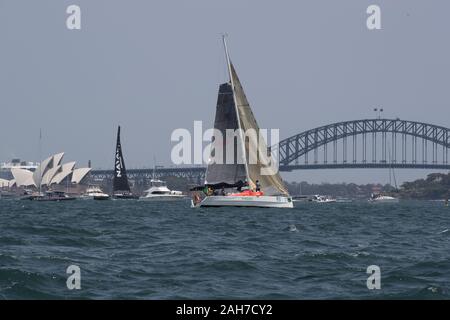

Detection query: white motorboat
xmin=310 ymin=195 xmax=337 ymax=203
xmin=191 ymin=36 xmax=293 ymax=209
xmin=140 ymin=179 xmax=185 ymax=201
xmin=368 ymin=193 xmax=399 ymax=203
xmin=81 ymin=186 xmax=110 ymax=200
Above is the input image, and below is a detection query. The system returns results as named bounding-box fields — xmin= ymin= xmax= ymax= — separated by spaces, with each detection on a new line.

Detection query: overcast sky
xmin=0 ymin=0 xmax=449 ymax=184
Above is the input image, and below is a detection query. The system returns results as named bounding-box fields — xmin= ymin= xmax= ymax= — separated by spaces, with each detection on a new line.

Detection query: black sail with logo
xmin=113 ymin=126 xmax=131 ymax=193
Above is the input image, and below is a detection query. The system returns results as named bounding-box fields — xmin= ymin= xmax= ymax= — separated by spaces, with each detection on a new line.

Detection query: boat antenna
xmin=222 ymin=34 xmax=232 ymax=83
xmin=38 ymin=128 xmax=42 ymax=195
xmin=152 ymin=156 xmax=156 ymax=180
xmin=387 ymin=140 xmax=398 ymax=190
xmin=392 ymin=165 xmax=398 ymax=190
xmin=222 ymin=34 xmax=250 ymax=181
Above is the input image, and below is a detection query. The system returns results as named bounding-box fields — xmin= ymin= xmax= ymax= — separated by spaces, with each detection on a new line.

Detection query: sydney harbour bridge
xmin=91 ymin=119 xmax=450 ymax=184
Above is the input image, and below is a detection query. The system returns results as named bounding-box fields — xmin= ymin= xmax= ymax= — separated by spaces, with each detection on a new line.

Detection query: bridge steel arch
xmin=89 ymin=119 xmax=450 ymax=183
xmin=276 ymin=119 xmax=450 ymax=169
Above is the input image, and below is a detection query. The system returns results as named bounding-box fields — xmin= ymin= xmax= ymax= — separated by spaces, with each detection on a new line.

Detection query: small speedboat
xmin=80 ymin=186 xmax=110 ymax=200
xmin=368 ymin=193 xmax=399 ymax=203
xmin=310 ymin=195 xmax=337 ymax=203
xmin=24 ymin=191 xmax=76 ymax=201
xmin=140 ymin=179 xmax=184 ymax=201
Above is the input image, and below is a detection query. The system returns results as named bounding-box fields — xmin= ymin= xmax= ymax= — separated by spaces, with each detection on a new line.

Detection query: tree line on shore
xmin=125 ymin=172 xmax=450 ymax=200
xmin=285 ymin=172 xmax=450 ymax=200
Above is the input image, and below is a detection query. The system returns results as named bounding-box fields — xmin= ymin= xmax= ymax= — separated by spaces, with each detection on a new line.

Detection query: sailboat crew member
xmin=255 ymin=180 xmax=261 ymax=192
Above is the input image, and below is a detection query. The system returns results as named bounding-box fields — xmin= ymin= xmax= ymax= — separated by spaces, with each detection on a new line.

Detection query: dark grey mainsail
xmin=204 ymin=82 xmax=247 ymax=186
xmin=113 ymin=126 xmax=131 ymax=193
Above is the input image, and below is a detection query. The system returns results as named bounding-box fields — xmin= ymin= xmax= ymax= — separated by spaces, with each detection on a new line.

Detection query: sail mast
xmin=38 ymin=128 xmax=42 ymax=194
xmin=222 ymin=35 xmax=250 ymax=181
xmin=152 ymin=156 xmax=156 ymax=180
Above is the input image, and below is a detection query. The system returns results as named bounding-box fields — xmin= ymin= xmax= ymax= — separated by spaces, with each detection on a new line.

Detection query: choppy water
xmin=0 ymin=199 xmax=449 ymax=299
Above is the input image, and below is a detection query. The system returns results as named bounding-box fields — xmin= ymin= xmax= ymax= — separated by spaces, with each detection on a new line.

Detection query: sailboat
xmin=26 ymin=130 xmax=75 ymax=201
xmin=112 ymin=126 xmax=139 ymax=199
xmin=191 ymin=36 xmax=293 ymax=208
xmin=369 ymin=141 xmax=399 ymax=203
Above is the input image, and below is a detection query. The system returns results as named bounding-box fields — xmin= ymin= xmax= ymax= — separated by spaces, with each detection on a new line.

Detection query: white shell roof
xmin=32 ymin=152 xmax=65 ymax=186
xmin=9 ymin=153 xmax=90 ymax=187
xmin=51 ymin=161 xmax=76 ymax=185
xmin=11 ymin=168 xmax=36 ymax=187
xmin=41 ymin=165 xmax=62 ymax=186
xmin=53 ymin=152 xmax=64 ymax=167
xmin=32 ymin=155 xmax=53 ymax=186
xmin=71 ymin=168 xmax=92 ymax=184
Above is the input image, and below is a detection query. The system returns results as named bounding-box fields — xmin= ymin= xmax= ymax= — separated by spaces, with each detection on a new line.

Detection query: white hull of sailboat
xmin=192 ymin=195 xmax=293 ymax=208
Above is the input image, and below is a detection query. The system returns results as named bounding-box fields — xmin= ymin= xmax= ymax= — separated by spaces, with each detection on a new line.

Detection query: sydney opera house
xmin=1 ymin=153 xmax=91 ymax=191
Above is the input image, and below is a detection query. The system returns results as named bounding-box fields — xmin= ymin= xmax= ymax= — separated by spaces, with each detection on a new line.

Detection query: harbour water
xmin=0 ymin=199 xmax=449 ymax=299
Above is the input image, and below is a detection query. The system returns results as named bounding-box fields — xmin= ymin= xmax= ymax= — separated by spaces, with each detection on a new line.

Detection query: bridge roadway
xmin=90 ymin=162 xmax=450 ymax=183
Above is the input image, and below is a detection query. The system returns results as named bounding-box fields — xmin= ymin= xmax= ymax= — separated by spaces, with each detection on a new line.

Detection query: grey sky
xmin=0 ymin=0 xmax=449 ymax=184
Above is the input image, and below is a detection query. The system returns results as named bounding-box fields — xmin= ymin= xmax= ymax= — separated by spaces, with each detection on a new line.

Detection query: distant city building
xmin=0 ymin=159 xmax=39 ymax=169
xmin=0 ymin=159 xmax=39 ymax=180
